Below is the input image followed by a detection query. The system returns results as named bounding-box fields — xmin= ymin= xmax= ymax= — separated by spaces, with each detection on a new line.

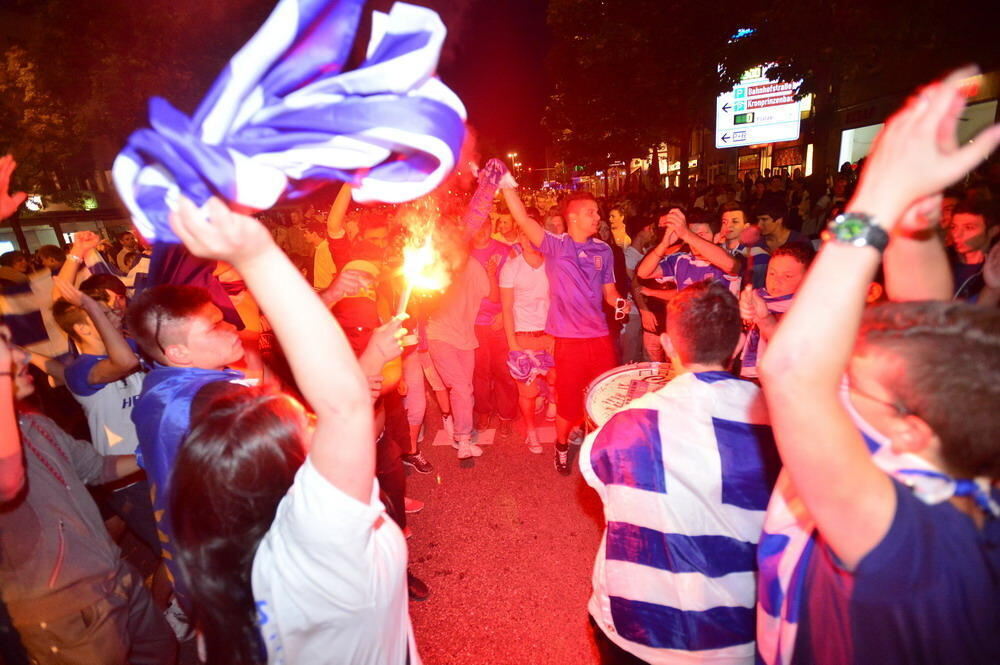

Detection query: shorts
xmin=554 ymin=335 xmax=617 ymax=423
xmin=513 ymin=331 xmax=556 ymax=399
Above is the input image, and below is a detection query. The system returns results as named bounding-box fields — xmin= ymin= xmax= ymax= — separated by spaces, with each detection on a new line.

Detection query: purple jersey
xmin=539 ymin=232 xmax=614 ymax=338
xmin=470 ymin=238 xmax=510 ymax=326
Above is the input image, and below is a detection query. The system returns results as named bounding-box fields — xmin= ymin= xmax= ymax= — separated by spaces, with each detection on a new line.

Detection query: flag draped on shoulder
xmin=112 ymin=0 xmax=467 ymax=244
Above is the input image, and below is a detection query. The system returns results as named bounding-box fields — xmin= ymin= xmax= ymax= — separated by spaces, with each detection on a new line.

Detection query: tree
xmin=0 ymin=46 xmax=73 ymax=194
xmin=544 ymin=0 xmax=744 ymax=194
xmin=0 ymin=0 xmax=269 ymax=195
xmin=718 ymin=0 xmax=1000 ymax=176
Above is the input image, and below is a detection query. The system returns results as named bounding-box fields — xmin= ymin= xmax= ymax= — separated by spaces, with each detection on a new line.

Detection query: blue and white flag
xmin=113 ymin=0 xmax=467 ymax=244
xmin=581 ymin=371 xmax=780 ymax=664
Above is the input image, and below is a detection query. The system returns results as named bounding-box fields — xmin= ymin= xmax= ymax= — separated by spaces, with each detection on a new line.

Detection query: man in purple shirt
xmin=469 ymin=221 xmax=517 ymax=431
xmin=503 ymin=186 xmax=629 ymax=475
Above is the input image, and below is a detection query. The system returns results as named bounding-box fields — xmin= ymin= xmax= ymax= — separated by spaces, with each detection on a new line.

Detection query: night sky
xmin=428 ymin=0 xmax=550 ymax=167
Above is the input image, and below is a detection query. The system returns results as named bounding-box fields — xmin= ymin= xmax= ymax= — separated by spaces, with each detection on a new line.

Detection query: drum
xmin=584 ymin=362 xmax=675 ymax=429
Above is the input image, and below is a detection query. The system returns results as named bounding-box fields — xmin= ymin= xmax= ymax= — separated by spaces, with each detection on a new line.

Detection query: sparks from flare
xmin=397 ymin=227 xmax=451 ymax=317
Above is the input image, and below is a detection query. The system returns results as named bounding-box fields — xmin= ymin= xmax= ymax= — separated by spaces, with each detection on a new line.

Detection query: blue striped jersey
xmin=656 ymin=252 xmax=741 ymax=296
xmin=740 ymin=289 xmax=794 ymax=379
xmin=581 ymin=371 xmax=780 ymax=664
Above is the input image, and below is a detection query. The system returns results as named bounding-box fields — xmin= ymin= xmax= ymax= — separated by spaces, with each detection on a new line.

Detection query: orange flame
xmin=402 ymin=234 xmax=450 ymax=291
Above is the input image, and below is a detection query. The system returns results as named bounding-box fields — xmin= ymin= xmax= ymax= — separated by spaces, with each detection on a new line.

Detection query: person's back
xmin=581 ymin=282 xmax=779 ymax=664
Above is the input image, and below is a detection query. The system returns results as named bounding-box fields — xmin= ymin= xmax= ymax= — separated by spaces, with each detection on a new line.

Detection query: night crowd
xmin=1 ymin=69 xmax=999 ymax=665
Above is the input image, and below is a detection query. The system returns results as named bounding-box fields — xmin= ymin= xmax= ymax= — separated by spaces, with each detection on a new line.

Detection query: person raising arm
xmin=168 ymin=197 xmax=412 ymax=665
xmin=759 ymin=67 xmax=1000 ymax=569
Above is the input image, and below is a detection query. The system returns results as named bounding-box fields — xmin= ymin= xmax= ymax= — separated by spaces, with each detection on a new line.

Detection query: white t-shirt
xmin=252 ymin=458 xmax=418 ymax=665
xmin=498 ymin=253 xmax=550 ymax=332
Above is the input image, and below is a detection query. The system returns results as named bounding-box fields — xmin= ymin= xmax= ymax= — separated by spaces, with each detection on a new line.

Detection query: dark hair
xmin=561 ymin=191 xmax=597 ymax=219
xmin=666 ymin=281 xmax=741 ymax=366
xmin=52 ymin=299 xmax=89 ymax=341
xmin=118 ymin=230 xmax=137 ymax=241
xmin=687 ymin=208 xmax=721 ymax=235
xmin=0 ymin=251 xmax=26 ymax=268
xmin=951 ymin=199 xmax=998 ymax=229
xmin=720 ymin=202 xmax=749 ymax=220
xmin=126 ymin=285 xmax=212 ymax=362
xmin=858 ymin=301 xmax=1000 ymax=478
xmin=36 ymin=245 xmax=66 ymax=265
xmin=755 ymin=200 xmax=788 ymax=223
xmin=171 ymin=384 xmax=307 ymax=665
xmin=80 ymin=273 xmax=127 ymax=300
xmin=770 ymin=243 xmax=816 ymax=269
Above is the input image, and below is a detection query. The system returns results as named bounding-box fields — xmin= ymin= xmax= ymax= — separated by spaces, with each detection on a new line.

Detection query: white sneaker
xmin=442 ymin=413 xmax=455 ymax=437
xmin=457 ymin=440 xmax=473 ymax=459
xmin=526 ymin=432 xmax=543 ymax=454
xmin=468 ymin=443 xmax=484 ymax=457
xmin=569 ymin=426 xmax=585 ymax=446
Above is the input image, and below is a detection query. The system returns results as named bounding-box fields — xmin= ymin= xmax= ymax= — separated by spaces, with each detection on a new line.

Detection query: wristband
xmin=67 ymin=253 xmax=84 ymax=263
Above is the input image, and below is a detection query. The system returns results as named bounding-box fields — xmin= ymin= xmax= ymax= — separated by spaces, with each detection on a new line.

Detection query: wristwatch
xmin=823 ymin=212 xmax=889 ymax=253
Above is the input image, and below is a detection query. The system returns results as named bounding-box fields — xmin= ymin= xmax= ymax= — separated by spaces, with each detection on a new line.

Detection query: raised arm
xmin=636 ymin=229 xmax=677 ymax=280
xmin=0 ymin=155 xmax=27 ymax=222
xmin=662 ymin=209 xmax=739 ymax=274
xmin=501 ymin=187 xmax=545 ymax=248
xmin=882 ymin=195 xmax=953 ymax=301
xmin=326 ymin=183 xmax=352 ymax=239
xmin=758 ymin=67 xmax=1000 ymax=569
xmin=54 ymin=231 xmax=102 ymax=295
xmin=54 ymin=279 xmax=139 ymax=384
xmin=170 ymin=197 xmax=379 ymax=502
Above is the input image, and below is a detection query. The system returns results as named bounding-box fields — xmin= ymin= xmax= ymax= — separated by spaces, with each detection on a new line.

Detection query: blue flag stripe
xmin=606 ymin=522 xmax=757 ymax=577
xmin=714 ymin=417 xmax=781 ymax=511
xmin=609 ymin=596 xmax=755 ymax=651
xmin=591 ymin=408 xmax=666 ymax=493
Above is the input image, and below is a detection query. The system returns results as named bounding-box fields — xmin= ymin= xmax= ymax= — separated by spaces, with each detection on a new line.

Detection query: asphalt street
xmin=407 ymin=411 xmax=607 ymax=665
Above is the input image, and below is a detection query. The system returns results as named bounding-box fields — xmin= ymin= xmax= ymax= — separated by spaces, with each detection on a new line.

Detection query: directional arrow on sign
xmin=721 ymin=133 xmax=730 ymax=143
xmin=721 ymin=102 xmax=731 ymax=113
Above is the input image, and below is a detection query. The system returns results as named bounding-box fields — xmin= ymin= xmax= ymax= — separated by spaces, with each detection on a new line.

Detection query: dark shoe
xmin=408 ymin=570 xmax=430 ymax=601
xmin=498 ymin=419 xmax=514 ymax=437
xmin=401 ymin=452 xmax=433 ymax=474
xmin=474 ymin=412 xmax=491 ymax=431
xmin=554 ymin=445 xmax=570 ymax=475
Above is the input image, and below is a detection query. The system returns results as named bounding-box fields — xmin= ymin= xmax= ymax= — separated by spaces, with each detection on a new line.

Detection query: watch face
xmin=839 ymin=216 xmax=866 ymax=240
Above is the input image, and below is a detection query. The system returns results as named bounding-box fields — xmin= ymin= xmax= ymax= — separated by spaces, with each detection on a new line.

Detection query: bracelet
xmin=67 ymin=253 xmax=83 ymax=263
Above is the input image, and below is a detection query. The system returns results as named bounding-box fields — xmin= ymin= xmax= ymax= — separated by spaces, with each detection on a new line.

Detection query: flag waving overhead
xmin=113 ymin=0 xmax=467 ymax=244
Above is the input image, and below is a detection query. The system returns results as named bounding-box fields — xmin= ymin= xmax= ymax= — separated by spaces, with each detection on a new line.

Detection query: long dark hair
xmin=171 ymin=384 xmax=308 ymax=665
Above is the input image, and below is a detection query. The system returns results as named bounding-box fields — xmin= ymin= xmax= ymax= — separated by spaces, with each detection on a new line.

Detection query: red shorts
xmin=554 ymin=335 xmax=617 ymax=423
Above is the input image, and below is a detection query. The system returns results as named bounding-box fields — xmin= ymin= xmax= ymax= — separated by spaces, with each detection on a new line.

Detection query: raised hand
xmin=479 ymin=158 xmax=509 ymax=188
xmin=0 ymin=155 xmax=27 ymax=221
xmin=323 ymin=268 xmax=374 ymax=306
xmin=70 ymin=230 xmax=102 ymax=257
xmin=852 ymin=67 xmax=1000 ymax=229
xmin=169 ymin=197 xmax=275 ymax=267
xmin=366 ymin=316 xmax=408 ymax=368
xmin=739 ymin=285 xmax=768 ymax=323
